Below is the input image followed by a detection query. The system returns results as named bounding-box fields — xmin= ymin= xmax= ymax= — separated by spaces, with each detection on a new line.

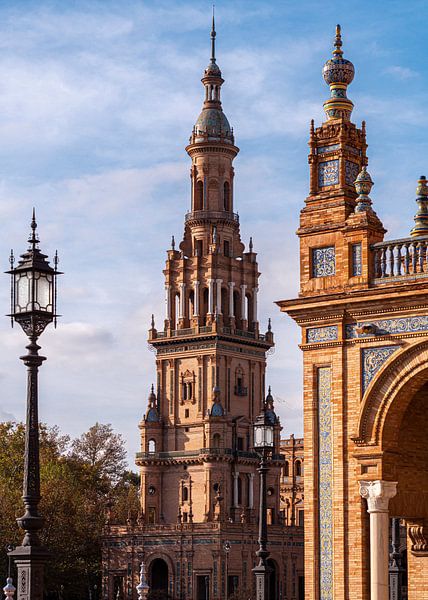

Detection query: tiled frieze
xmin=306 ymin=325 xmax=338 ymax=344
xmin=346 ymin=315 xmax=428 ymax=339
xmin=312 ymin=246 xmax=336 ymax=278
xmin=345 ymin=160 xmax=359 ymax=186
xmin=318 ymin=160 xmax=339 ymax=187
xmin=317 ymin=144 xmax=340 ymax=154
xmin=318 ymin=366 xmax=333 ymax=600
xmin=362 ymin=346 xmax=398 ymax=393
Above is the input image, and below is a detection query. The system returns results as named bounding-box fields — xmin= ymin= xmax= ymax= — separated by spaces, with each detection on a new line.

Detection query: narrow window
xmin=195 ymin=181 xmax=203 ymax=211
xmin=148 ymin=439 xmax=156 ymax=453
xmin=223 ymin=182 xmax=230 ymax=211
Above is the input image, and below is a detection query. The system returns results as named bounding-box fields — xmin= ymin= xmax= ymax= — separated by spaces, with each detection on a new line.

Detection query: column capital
xmin=228 ymin=281 xmax=235 ymax=287
xmin=240 ymin=283 xmax=247 ymax=290
xmin=359 ymin=480 xmax=397 ymax=513
xmin=193 ymin=280 xmax=200 ymax=287
xmin=216 ymin=278 xmax=223 ymax=283
xmin=233 ymin=471 xmax=239 ymax=478
xmin=248 ymin=472 xmax=255 ymax=479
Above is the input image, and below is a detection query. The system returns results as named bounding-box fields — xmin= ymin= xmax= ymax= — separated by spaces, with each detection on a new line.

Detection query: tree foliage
xmin=0 ymin=421 xmax=139 ymax=599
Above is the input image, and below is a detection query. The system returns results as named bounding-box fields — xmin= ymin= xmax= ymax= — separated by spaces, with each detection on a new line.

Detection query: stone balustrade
xmin=372 ymin=236 xmax=428 ymax=281
xmin=184 ymin=210 xmax=239 ymax=223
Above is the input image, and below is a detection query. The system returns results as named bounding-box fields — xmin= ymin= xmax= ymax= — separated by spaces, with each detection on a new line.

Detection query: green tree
xmin=0 ymin=421 xmax=138 ymax=599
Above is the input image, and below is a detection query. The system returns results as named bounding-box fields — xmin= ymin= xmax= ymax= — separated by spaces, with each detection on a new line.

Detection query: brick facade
xmin=278 ymin=26 xmax=428 ymax=600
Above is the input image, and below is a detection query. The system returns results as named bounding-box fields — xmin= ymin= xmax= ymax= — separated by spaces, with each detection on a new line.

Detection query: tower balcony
xmin=184 ymin=210 xmax=239 ymax=225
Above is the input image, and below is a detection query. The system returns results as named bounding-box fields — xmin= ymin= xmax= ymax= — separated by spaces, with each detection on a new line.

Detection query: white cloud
xmin=385 ymin=65 xmax=418 ymax=80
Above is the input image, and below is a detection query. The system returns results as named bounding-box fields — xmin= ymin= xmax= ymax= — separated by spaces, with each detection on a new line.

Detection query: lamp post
xmin=253 ymin=401 xmax=275 ymax=600
xmin=6 ymin=211 xmax=61 ymax=600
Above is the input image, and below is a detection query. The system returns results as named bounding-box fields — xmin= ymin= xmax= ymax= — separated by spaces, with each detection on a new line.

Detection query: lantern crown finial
xmin=29 ymin=208 xmax=39 ymax=250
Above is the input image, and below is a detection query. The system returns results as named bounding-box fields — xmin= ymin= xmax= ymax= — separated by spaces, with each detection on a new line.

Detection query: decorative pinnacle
xmin=268 ymin=317 xmax=272 ymax=332
xmin=354 ymin=166 xmax=374 ymax=213
xmin=249 ymin=237 xmax=253 ymax=252
xmin=171 ymin=235 xmax=175 ymax=250
xmin=333 ymin=24 xmax=343 ymax=58
xmin=151 ymin=314 xmax=155 ymax=329
xmin=211 ymin=5 xmax=216 ymax=64
xmin=411 ymin=175 xmax=428 ymax=237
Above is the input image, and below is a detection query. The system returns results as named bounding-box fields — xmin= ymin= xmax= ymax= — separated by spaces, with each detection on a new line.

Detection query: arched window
xmin=223 ymin=182 xmax=230 ymax=211
xmin=233 ymin=290 xmax=241 ymax=322
xmin=189 ymin=290 xmax=194 ymax=318
xmin=295 ymin=460 xmax=302 ymax=477
xmin=148 ymin=439 xmax=156 ymax=453
xmin=284 ymin=461 xmax=289 ymax=477
xmin=194 ymin=181 xmax=203 ymax=211
xmin=213 ymin=433 xmax=221 ymax=448
xmin=221 ymin=287 xmax=228 ymax=318
xmin=182 ymin=486 xmax=189 ymax=502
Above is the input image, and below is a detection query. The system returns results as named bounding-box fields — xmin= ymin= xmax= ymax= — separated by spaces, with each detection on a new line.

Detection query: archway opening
xmin=384 ymin=378 xmax=428 ymax=598
xmin=267 ymin=559 xmax=278 ymax=600
xmin=150 ymin=558 xmax=169 ymax=594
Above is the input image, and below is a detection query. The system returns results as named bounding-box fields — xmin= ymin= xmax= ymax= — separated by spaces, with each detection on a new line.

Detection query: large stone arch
xmin=146 ymin=552 xmax=175 ymax=593
xmin=354 ymin=339 xmax=428 ymax=448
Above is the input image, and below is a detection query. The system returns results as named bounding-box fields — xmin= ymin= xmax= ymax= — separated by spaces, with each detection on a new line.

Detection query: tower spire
xmin=211 ymin=6 xmax=216 ymax=64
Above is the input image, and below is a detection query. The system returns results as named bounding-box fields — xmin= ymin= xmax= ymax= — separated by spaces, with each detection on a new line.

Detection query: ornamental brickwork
xmin=278 ymin=25 xmax=428 ymax=600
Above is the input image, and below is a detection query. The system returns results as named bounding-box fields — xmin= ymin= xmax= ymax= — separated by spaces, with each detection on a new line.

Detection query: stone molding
xmin=407 ymin=519 xmax=428 ymax=555
xmin=359 ymin=480 xmax=397 ymax=513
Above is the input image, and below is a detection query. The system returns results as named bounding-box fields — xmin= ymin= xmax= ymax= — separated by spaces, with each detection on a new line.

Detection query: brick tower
xmin=278 ymin=25 xmax=428 ymax=600
xmin=103 ymin=19 xmax=304 ymax=600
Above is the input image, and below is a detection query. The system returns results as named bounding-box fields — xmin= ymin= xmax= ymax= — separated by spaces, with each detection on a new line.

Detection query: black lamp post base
xmin=253 ymin=562 xmax=270 ymax=600
xmin=8 ymin=545 xmax=50 ymax=600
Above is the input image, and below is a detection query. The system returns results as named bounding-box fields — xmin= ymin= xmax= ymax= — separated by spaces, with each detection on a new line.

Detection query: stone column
xmin=248 ymin=473 xmax=255 ymax=509
xmin=216 ymin=279 xmax=222 ymax=315
xmin=179 ymin=283 xmax=186 ymax=319
xmin=193 ymin=281 xmax=200 ymax=316
xmin=233 ymin=471 xmax=239 ymax=508
xmin=208 ymin=279 xmax=214 ymax=314
xmin=165 ymin=285 xmax=171 ymax=320
xmin=240 ymin=284 xmax=247 ymax=322
xmin=228 ymin=282 xmax=235 ymax=317
xmin=360 ymin=480 xmax=398 ymax=600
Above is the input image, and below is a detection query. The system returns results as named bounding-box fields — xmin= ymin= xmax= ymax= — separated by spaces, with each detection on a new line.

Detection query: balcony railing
xmin=372 ymin=236 xmax=428 ymax=281
xmin=185 ymin=210 xmax=239 ymax=223
xmin=136 ymin=447 xmax=270 ymax=461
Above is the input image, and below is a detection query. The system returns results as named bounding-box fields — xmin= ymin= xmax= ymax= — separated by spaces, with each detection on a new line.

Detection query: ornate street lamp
xmin=6 ymin=211 xmax=61 ymax=600
xmin=253 ymin=398 xmax=275 ymax=600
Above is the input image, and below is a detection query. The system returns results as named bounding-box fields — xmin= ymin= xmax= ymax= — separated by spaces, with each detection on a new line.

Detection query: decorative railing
xmin=136 ymin=447 xmax=275 ymax=461
xmin=171 ymin=327 xmax=195 ymax=337
xmin=372 ymin=236 xmax=428 ymax=280
xmin=185 ymin=210 xmax=239 ymax=223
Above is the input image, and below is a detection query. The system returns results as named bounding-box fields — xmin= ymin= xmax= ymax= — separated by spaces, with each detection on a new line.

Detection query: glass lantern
xmin=253 ymin=410 xmax=274 ymax=452
xmin=7 ymin=213 xmax=60 ymax=336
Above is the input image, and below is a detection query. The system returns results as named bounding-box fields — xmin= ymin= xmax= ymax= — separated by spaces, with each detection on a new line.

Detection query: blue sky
xmin=1 ymin=0 xmax=428 ymax=463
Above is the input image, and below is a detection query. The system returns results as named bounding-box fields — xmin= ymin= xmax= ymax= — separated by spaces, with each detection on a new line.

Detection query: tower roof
xmin=190 ymin=13 xmax=234 ymax=145
xmin=322 ymin=25 xmax=355 ymax=121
